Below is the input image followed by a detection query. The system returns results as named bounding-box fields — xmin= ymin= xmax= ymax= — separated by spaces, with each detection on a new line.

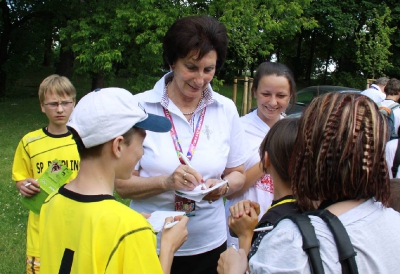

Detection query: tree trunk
xmin=0 ymin=70 xmax=6 ymax=99
xmin=306 ymin=30 xmax=317 ymax=85
xmin=250 ymin=63 xmax=255 ymax=78
xmin=276 ymin=41 xmax=281 ymax=63
xmin=323 ymin=32 xmax=335 ymax=84
xmin=42 ymin=36 xmax=53 ymax=67
xmin=91 ymin=71 xmax=105 ymax=91
xmin=0 ymin=0 xmax=11 ymax=98
xmin=55 ymin=43 xmax=74 ymax=78
xmin=294 ymin=32 xmax=303 ymax=80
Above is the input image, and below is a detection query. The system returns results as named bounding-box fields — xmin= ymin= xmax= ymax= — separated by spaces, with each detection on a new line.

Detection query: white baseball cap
xmin=67 ymin=87 xmax=171 ymax=148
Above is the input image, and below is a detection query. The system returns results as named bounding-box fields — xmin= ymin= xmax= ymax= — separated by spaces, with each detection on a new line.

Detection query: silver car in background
xmin=285 ymin=85 xmax=361 ymax=117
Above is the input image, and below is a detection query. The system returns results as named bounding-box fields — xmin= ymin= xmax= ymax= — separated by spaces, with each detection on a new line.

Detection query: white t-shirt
xmin=130 ymin=73 xmax=248 ymax=256
xmin=249 ymin=199 xmax=400 ymax=273
xmin=361 ymin=84 xmax=385 ymax=103
xmin=379 ymin=99 xmax=400 ymax=134
xmin=385 ymin=138 xmax=400 ymax=178
xmin=225 ymin=110 xmax=282 ymax=246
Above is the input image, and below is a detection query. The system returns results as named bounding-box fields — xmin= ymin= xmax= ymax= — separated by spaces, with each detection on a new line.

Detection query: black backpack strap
xmin=275 ymin=213 xmax=325 ymax=274
xmin=392 ymin=139 xmax=400 ymax=178
xmin=311 ymin=210 xmax=358 ymax=274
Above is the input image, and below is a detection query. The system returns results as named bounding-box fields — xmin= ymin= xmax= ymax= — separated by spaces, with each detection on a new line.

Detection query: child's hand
xmin=141 ymin=212 xmax=151 ymax=219
xmin=16 ymin=178 xmax=40 ymax=197
xmin=228 ymin=206 xmax=259 ymax=239
xmin=160 ymin=215 xmax=189 ymax=253
xmin=217 ymin=247 xmax=248 ymax=274
xmin=230 ymin=199 xmax=260 ymax=219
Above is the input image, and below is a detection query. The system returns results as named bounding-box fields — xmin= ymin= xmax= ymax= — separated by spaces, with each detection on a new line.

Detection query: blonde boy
xmin=12 ymin=74 xmax=79 ymax=273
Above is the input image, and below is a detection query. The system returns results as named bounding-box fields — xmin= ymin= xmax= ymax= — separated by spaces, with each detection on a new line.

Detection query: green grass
xmin=0 ymin=97 xmax=46 ymax=273
xmin=0 ymin=69 xmax=244 ymax=273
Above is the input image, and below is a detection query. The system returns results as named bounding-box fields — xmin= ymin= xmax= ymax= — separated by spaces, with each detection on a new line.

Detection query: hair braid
xmin=290 ymin=92 xmax=390 ymax=211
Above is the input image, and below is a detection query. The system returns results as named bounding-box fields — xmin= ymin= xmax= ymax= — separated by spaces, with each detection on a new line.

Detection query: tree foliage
xmin=355 ymin=7 xmax=395 ymax=79
xmin=0 ymin=0 xmax=399 ymax=98
xmin=210 ymin=0 xmax=315 ymax=79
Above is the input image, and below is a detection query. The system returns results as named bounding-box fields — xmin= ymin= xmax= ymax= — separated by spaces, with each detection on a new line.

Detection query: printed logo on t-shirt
xmin=36 ymin=160 xmax=80 ymax=174
xmin=202 ymin=125 xmax=213 ymax=140
xmin=254 ymin=174 xmax=274 ymax=193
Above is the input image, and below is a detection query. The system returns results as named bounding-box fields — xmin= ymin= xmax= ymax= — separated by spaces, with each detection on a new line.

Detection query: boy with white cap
xmin=39 ymin=87 xmax=188 ymax=274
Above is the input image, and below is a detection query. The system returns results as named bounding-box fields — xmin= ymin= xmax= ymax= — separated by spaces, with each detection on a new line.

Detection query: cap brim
xmin=135 ymin=113 xmax=172 ymax=133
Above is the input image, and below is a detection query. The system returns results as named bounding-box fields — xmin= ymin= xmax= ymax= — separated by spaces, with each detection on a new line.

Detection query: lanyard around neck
xmin=267 ymin=198 xmax=296 ymax=212
xmin=163 ymin=107 xmax=206 ymax=163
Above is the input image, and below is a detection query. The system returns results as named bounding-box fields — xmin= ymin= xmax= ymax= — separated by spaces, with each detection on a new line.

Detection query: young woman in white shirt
xmin=225 ymin=62 xmax=296 ymax=246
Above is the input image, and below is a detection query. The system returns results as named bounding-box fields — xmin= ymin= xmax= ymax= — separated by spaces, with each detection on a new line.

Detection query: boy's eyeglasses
xmin=44 ymin=101 xmax=74 ymax=109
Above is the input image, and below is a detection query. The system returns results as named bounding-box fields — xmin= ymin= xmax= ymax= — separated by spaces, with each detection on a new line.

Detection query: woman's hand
xmin=16 ymin=178 xmax=40 ymax=197
xmin=202 ymin=178 xmax=227 ymax=203
xmin=164 ymin=165 xmax=203 ymax=191
xmin=217 ymin=247 xmax=248 ymax=274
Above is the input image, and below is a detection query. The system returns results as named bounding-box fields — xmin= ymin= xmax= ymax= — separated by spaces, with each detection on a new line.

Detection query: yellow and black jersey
xmin=12 ymin=127 xmax=79 ymax=182
xmin=12 ymin=127 xmax=80 ymax=257
xmin=40 ymin=185 xmax=164 ymax=274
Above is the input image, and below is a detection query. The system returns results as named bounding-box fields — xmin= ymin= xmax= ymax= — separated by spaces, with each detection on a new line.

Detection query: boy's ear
xmin=40 ymin=104 xmax=46 ymax=113
xmin=112 ymin=136 xmax=124 ymax=158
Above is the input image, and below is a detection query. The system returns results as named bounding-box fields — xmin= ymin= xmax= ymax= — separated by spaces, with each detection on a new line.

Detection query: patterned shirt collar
xmin=161 ymin=73 xmax=214 ymax=113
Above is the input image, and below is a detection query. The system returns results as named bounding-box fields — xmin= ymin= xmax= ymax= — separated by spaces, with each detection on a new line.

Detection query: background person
xmin=218 ymin=92 xmax=400 ymax=273
xmin=39 ymin=88 xmax=188 ymax=274
xmin=12 ymin=74 xmax=79 ymax=273
xmin=378 ymin=78 xmax=400 ymax=135
xmin=389 ymin=178 xmax=400 ymax=213
xmin=224 ymin=62 xmax=296 ymax=247
xmin=361 ymin=76 xmax=389 ymax=103
xmin=115 ymin=15 xmax=247 ymax=274
xmin=385 ymin=138 xmax=400 ymax=178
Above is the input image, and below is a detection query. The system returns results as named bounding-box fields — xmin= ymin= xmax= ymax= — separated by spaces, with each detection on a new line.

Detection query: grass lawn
xmin=0 ymin=95 xmax=47 ymax=273
xmin=0 ymin=69 xmax=247 ymax=273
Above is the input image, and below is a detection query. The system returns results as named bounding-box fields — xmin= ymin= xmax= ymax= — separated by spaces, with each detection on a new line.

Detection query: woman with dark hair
xmin=115 ymin=16 xmax=247 ymax=274
xmin=218 ymin=92 xmax=400 ymax=273
xmin=224 ymin=62 xmax=296 ymax=247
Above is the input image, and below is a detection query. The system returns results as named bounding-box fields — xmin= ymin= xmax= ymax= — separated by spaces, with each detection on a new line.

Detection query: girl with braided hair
xmin=217 ymin=92 xmax=400 ymax=274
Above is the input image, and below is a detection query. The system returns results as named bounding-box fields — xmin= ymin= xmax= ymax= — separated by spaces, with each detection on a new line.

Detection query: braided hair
xmin=290 ymin=92 xmax=390 ymax=211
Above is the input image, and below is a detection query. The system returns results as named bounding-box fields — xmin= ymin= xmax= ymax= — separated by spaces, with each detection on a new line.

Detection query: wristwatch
xmin=223 ymin=181 xmax=229 ymax=196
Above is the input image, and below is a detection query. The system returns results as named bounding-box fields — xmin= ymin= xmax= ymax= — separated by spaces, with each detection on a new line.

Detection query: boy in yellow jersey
xmin=39 ymin=87 xmax=188 ymax=274
xmin=12 ymin=74 xmax=79 ymax=273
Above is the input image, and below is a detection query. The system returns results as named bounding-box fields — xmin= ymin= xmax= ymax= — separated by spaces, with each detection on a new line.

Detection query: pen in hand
xmin=179 ymin=152 xmax=207 ymax=190
xmin=164 ymin=220 xmax=179 ymax=229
